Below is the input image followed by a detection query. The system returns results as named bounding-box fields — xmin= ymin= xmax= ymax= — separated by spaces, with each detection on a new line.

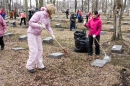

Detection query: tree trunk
xmin=57 ymin=0 xmax=58 ymax=11
xmin=82 ymin=0 xmax=83 ymax=12
xmin=111 ymin=0 xmax=126 ymax=41
xmin=102 ymin=0 xmax=104 ymax=12
xmin=35 ymin=0 xmax=38 ymax=9
xmin=30 ymin=0 xmax=32 ymax=8
xmin=25 ymin=0 xmax=28 ymax=22
xmin=6 ymin=0 xmax=9 ymax=16
xmin=50 ymin=0 xmax=53 ymax=3
xmin=84 ymin=0 xmax=87 ymax=12
xmin=12 ymin=0 xmax=13 ymax=9
xmin=63 ymin=0 xmax=66 ymax=9
xmin=109 ymin=0 xmax=113 ymax=18
xmin=95 ymin=0 xmax=98 ymax=11
xmin=39 ymin=0 xmax=43 ymax=10
xmin=53 ymin=0 xmax=56 ymax=6
xmin=8 ymin=0 xmax=11 ymax=12
xmin=88 ymin=0 xmax=89 ymax=12
xmin=92 ymin=0 xmax=94 ymax=12
xmin=75 ymin=0 xmax=77 ymax=12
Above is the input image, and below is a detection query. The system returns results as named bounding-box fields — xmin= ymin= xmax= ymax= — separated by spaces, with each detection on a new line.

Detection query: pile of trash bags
xmin=74 ymin=29 xmax=89 ymax=53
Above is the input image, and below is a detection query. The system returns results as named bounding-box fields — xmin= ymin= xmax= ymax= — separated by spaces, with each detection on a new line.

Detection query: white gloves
xmin=39 ymin=24 xmax=46 ymax=29
xmin=52 ymin=35 xmax=55 ymax=39
xmin=93 ymin=35 xmax=96 ymax=38
xmin=4 ymin=31 xmax=7 ymax=33
xmin=83 ymin=21 xmax=86 ymax=25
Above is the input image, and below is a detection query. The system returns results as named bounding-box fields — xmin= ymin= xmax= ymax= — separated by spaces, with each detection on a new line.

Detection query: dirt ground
xmin=0 ymin=12 xmax=130 ymax=86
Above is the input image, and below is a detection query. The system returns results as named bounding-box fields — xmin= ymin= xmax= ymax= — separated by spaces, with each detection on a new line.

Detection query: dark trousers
xmin=88 ymin=35 xmax=100 ymax=56
xmin=20 ymin=18 xmax=26 ymax=25
xmin=86 ymin=16 xmax=88 ymax=22
xmin=0 ymin=36 xmax=4 ymax=49
xmin=70 ymin=23 xmax=76 ymax=31
xmin=66 ymin=14 xmax=69 ymax=19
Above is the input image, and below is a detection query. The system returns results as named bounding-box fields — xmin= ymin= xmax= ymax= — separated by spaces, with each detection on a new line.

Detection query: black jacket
xmin=70 ymin=14 xmax=77 ymax=26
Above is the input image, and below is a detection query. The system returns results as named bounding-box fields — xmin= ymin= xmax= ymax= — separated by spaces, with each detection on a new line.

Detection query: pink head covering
xmin=40 ymin=7 xmax=47 ymax=11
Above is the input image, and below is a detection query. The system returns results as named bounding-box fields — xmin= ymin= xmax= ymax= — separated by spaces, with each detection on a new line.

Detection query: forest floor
xmin=0 ymin=12 xmax=130 ymax=86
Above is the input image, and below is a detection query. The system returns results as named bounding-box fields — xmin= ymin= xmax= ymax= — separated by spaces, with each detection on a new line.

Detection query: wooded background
xmin=0 ymin=0 xmax=130 ymax=40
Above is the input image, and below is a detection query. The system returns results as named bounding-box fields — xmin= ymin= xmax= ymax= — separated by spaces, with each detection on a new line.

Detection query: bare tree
xmin=6 ymin=0 xmax=9 ymax=16
xmin=63 ymin=0 xmax=66 ymax=9
xmin=30 ymin=0 xmax=32 ymax=8
xmin=88 ymin=0 xmax=90 ymax=12
xmin=95 ymin=0 xmax=98 ymax=11
xmin=50 ymin=0 xmax=53 ymax=3
xmin=75 ymin=0 xmax=77 ymax=12
xmin=92 ymin=0 xmax=98 ymax=12
xmin=25 ymin=0 xmax=28 ymax=22
xmin=35 ymin=0 xmax=38 ymax=8
xmin=53 ymin=0 xmax=56 ymax=6
xmin=39 ymin=0 xmax=43 ymax=10
xmin=81 ymin=0 xmax=83 ymax=12
xmin=112 ymin=0 xmax=127 ymax=41
xmin=9 ymin=0 xmax=11 ymax=12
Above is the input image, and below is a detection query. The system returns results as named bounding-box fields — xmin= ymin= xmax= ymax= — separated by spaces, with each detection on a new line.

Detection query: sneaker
xmin=28 ymin=69 xmax=35 ymax=73
xmin=87 ymin=55 xmax=93 ymax=61
xmin=37 ymin=67 xmax=46 ymax=70
xmin=95 ymin=55 xmax=100 ymax=59
xmin=1 ymin=47 xmax=4 ymax=50
xmin=1 ymin=46 xmax=4 ymax=50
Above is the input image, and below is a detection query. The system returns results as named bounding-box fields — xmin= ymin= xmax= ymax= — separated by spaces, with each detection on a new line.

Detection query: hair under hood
xmin=40 ymin=4 xmax=55 ymax=17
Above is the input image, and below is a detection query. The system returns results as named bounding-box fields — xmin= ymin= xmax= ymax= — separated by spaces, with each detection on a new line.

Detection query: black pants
xmin=86 ymin=16 xmax=88 ymax=22
xmin=0 ymin=36 xmax=4 ymax=49
xmin=88 ymin=35 xmax=100 ymax=56
xmin=66 ymin=14 xmax=69 ymax=19
xmin=70 ymin=22 xmax=76 ymax=31
xmin=20 ymin=18 xmax=26 ymax=25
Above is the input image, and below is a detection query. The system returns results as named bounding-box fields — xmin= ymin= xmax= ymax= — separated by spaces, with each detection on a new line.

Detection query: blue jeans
xmin=70 ymin=24 xmax=76 ymax=31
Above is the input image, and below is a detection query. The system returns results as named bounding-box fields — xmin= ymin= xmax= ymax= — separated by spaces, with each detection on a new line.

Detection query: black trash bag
xmin=74 ymin=29 xmax=89 ymax=52
xmin=74 ymin=29 xmax=86 ymax=39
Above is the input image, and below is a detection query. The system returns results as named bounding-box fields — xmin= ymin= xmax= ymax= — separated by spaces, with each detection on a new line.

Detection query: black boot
xmin=1 ymin=45 xmax=4 ymax=50
xmin=28 ymin=69 xmax=35 ymax=73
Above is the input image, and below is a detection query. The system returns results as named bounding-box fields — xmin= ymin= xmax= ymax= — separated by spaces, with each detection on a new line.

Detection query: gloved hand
xmin=39 ymin=24 xmax=46 ymax=29
xmin=52 ymin=35 xmax=55 ymax=39
xmin=93 ymin=35 xmax=96 ymax=38
xmin=4 ymin=31 xmax=7 ymax=33
xmin=83 ymin=20 xmax=86 ymax=25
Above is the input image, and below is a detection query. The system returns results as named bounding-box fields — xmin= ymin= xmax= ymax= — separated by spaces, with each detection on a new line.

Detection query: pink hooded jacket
xmin=27 ymin=7 xmax=53 ymax=35
xmin=0 ymin=15 xmax=7 ymax=37
xmin=84 ymin=14 xmax=102 ymax=36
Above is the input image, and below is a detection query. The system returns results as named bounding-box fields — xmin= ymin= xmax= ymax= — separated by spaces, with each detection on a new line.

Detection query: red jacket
xmin=78 ymin=11 xmax=82 ymax=17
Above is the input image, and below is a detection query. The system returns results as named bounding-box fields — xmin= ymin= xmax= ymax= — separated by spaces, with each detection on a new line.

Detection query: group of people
xmin=9 ymin=10 xmax=17 ymax=19
xmin=70 ymin=10 xmax=102 ymax=60
xmin=0 ymin=4 xmax=102 ymax=73
xmin=69 ymin=10 xmax=91 ymax=31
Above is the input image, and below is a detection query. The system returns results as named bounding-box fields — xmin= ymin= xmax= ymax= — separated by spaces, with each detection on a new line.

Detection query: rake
xmin=41 ymin=23 xmax=68 ymax=54
xmin=94 ymin=37 xmax=111 ymax=62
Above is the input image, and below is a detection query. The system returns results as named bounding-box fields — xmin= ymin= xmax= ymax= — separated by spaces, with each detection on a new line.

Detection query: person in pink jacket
xmin=0 ymin=15 xmax=7 ymax=50
xmin=84 ymin=11 xmax=102 ymax=59
xmin=26 ymin=4 xmax=55 ymax=73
